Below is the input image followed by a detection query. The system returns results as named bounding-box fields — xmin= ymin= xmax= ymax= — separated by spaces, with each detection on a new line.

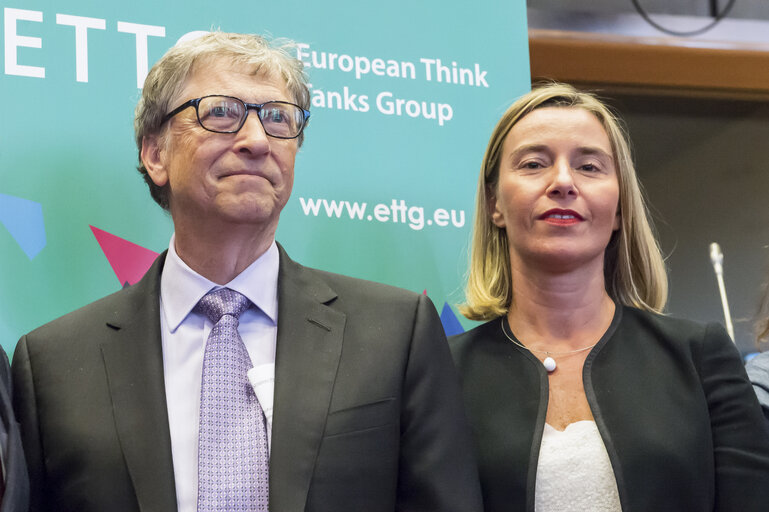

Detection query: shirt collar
xmin=160 ymin=234 xmax=280 ymax=332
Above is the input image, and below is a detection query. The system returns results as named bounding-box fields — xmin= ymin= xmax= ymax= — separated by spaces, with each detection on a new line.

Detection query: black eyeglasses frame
xmin=162 ymin=95 xmax=310 ymax=140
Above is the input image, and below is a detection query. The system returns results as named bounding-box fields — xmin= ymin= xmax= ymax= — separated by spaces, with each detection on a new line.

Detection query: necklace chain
xmin=499 ymin=318 xmax=599 ymax=357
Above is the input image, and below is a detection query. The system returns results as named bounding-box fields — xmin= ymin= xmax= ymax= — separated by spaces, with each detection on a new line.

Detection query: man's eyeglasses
xmin=162 ymin=95 xmax=310 ymax=139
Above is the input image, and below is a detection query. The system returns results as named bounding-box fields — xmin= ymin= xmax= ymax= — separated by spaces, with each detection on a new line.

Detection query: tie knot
xmin=196 ymin=288 xmax=251 ymax=323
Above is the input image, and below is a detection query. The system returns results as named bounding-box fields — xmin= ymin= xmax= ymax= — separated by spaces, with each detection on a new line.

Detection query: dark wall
xmin=527 ymin=0 xmax=769 ymax=21
xmin=605 ymin=94 xmax=769 ymax=354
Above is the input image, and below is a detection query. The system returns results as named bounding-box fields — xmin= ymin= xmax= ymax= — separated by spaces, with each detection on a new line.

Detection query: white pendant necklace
xmin=500 ymin=318 xmax=598 ymax=373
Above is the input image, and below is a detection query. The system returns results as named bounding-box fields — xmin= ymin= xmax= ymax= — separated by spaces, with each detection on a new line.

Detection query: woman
xmin=450 ymin=83 xmax=769 ymax=511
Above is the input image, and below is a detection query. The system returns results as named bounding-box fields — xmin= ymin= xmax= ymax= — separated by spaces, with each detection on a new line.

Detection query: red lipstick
xmin=539 ymin=209 xmax=583 ymax=226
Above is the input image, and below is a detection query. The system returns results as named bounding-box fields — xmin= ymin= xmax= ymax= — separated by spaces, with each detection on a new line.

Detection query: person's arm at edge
xmin=699 ymin=323 xmax=769 ymax=511
xmin=11 ymin=335 xmax=47 ymax=512
xmin=745 ymin=354 xmax=769 ymax=425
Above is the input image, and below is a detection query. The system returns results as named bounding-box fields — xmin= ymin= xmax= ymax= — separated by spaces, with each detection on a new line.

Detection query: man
xmin=0 ymin=349 xmax=28 ymax=512
xmin=12 ymin=32 xmax=482 ymax=512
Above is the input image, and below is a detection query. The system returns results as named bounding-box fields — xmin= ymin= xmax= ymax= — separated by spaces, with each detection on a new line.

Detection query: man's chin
xmin=215 ymin=198 xmax=283 ymax=226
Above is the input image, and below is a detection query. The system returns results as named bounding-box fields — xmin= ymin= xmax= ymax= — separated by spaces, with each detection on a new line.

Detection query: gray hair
xmin=134 ymin=31 xmax=310 ymax=210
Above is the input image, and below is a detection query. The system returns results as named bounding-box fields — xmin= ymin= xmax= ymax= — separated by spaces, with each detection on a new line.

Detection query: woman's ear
xmin=487 ymin=185 xmax=505 ymax=228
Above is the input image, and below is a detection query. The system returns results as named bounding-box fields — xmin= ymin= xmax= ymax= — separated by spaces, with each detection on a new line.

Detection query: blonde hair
xmin=134 ymin=31 xmax=310 ymax=209
xmin=460 ymin=82 xmax=668 ymax=320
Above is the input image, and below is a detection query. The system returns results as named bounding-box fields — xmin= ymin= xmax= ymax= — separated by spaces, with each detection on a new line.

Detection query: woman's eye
xmin=521 ymin=161 xmax=543 ymax=170
xmin=579 ymin=163 xmax=599 ymax=172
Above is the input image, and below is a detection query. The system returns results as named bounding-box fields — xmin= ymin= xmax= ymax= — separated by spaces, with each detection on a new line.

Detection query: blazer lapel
xmin=100 ymin=253 xmax=178 ymax=511
xmin=269 ymin=247 xmax=346 ymax=512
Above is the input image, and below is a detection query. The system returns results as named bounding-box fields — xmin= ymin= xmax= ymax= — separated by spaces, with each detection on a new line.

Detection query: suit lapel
xmin=270 ymin=247 xmax=346 ymax=512
xmin=100 ymin=253 xmax=178 ymax=511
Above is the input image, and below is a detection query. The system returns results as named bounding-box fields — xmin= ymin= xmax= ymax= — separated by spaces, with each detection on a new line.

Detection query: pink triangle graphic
xmin=90 ymin=225 xmax=160 ymax=286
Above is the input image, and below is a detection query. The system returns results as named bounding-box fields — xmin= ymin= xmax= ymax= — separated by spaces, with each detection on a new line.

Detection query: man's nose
xmin=234 ymin=111 xmax=271 ymax=153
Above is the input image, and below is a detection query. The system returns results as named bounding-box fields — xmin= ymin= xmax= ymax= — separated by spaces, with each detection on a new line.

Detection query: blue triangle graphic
xmin=0 ymin=193 xmax=46 ymax=259
xmin=440 ymin=302 xmax=465 ymax=336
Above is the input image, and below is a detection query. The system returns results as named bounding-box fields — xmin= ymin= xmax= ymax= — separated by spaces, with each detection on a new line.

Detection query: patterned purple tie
xmin=196 ymin=288 xmax=269 ymax=511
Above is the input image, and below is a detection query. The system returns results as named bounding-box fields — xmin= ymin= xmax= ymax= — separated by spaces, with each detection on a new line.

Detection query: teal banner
xmin=0 ymin=1 xmax=530 ymax=353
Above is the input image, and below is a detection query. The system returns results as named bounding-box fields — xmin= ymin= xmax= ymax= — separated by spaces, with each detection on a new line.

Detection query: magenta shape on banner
xmin=90 ymin=225 xmax=159 ymax=287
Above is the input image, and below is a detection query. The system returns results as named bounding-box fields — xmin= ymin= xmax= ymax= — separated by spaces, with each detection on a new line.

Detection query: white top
xmin=160 ymin=235 xmax=279 ymax=512
xmin=535 ymin=421 xmax=622 ymax=512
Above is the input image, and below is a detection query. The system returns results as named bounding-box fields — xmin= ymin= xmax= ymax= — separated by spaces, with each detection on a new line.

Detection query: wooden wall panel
xmin=529 ymin=29 xmax=769 ymax=99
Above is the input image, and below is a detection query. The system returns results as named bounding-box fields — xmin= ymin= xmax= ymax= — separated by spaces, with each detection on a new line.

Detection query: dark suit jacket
xmin=0 ymin=350 xmax=28 ymax=512
xmin=450 ymin=306 xmax=769 ymax=512
xmin=12 ymin=247 xmax=482 ymax=512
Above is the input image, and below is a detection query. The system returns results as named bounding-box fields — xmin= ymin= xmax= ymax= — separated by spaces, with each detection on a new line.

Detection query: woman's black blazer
xmin=450 ymin=306 xmax=769 ymax=512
